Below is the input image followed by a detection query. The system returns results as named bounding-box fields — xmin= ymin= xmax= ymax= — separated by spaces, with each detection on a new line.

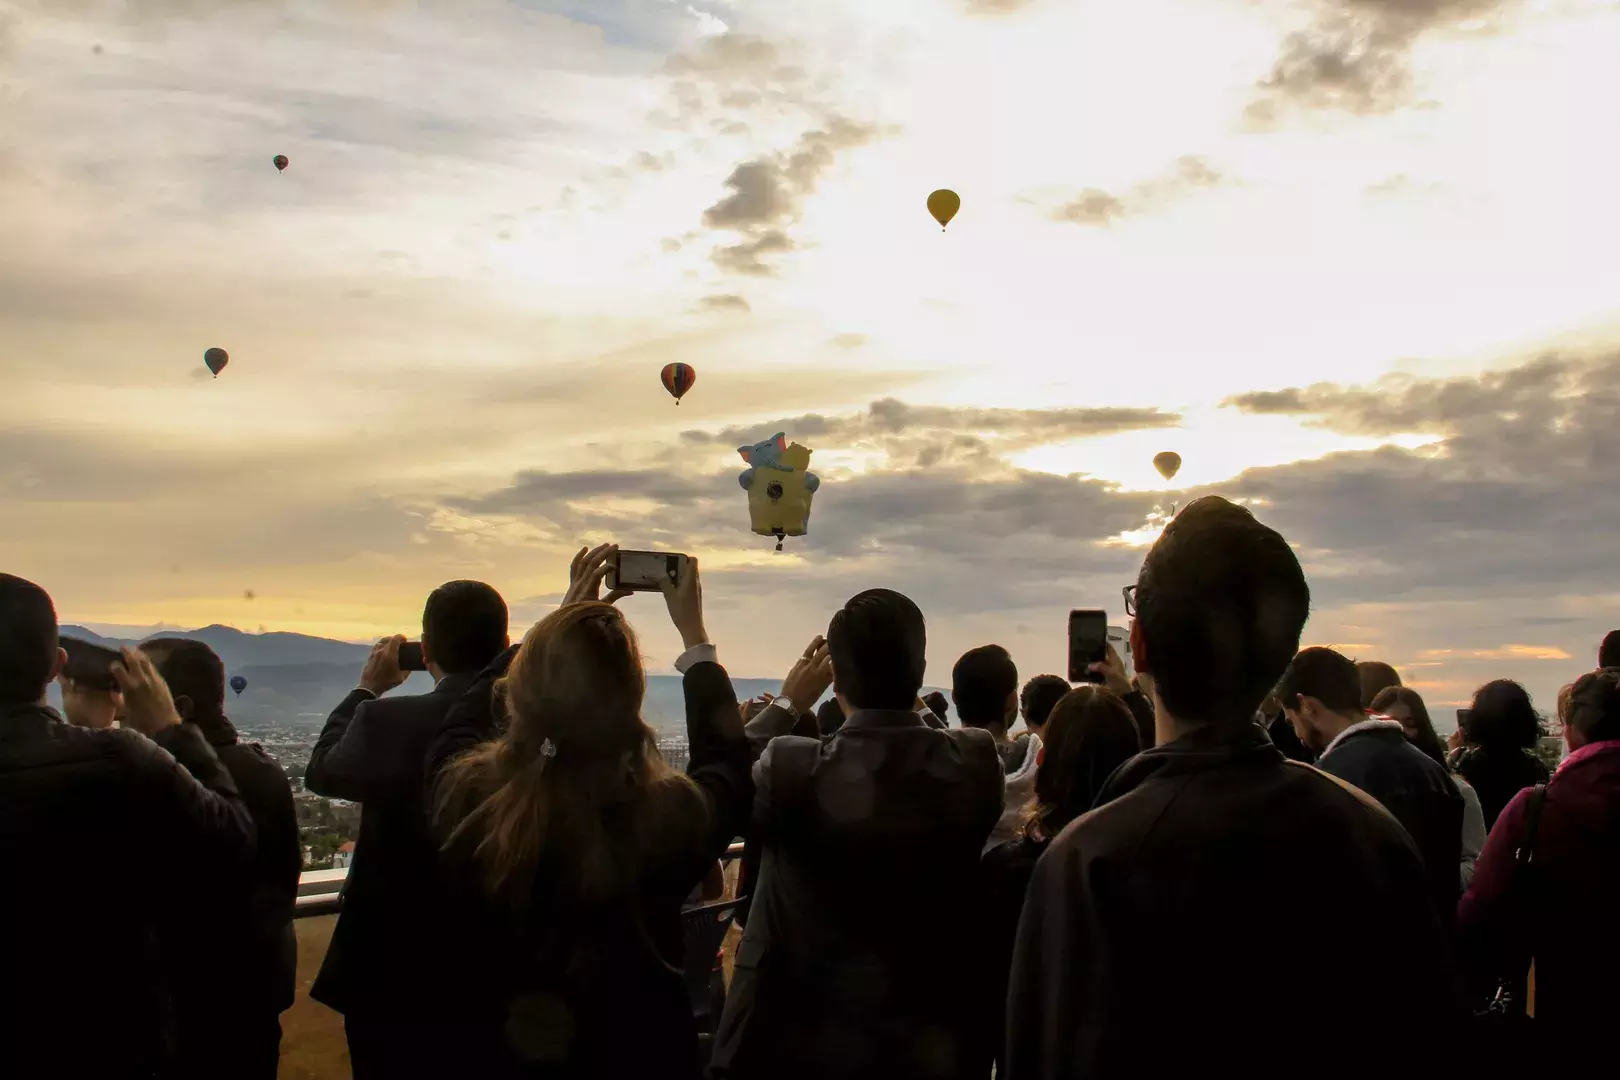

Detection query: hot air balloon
xmin=1153 ymin=452 xmax=1182 ymax=482
xmin=230 ymin=675 xmax=247 ymax=697
xmin=927 ymin=189 xmax=960 ymax=230
xmin=273 ymin=155 xmax=288 ymax=173
xmin=661 ymin=363 xmax=696 ymax=405
xmin=738 ymin=433 xmax=821 ymax=551
xmin=204 ymin=348 xmax=229 ymax=378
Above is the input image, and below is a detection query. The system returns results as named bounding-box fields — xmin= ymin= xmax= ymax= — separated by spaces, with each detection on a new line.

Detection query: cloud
xmin=697 ymin=293 xmax=751 ymax=313
xmin=965 ymin=0 xmax=1037 ymax=12
xmin=1052 ymin=156 xmax=1227 ymax=227
xmin=1247 ymin=0 xmax=1518 ymax=123
xmin=830 ymin=333 xmax=866 ymax=349
xmin=701 ymin=115 xmax=884 ymax=274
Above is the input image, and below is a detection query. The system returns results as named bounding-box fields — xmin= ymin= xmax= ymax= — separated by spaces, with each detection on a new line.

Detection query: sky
xmin=3 ymin=0 xmax=1619 ymax=714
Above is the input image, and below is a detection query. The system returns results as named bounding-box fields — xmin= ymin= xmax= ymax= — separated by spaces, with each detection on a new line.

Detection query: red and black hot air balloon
xmin=660 ymin=362 xmax=696 ymax=405
xmin=273 ymin=155 xmax=288 ymax=173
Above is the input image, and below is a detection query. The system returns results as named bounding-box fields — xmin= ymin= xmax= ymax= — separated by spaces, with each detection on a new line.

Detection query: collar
xmin=1096 ymin=719 xmax=1284 ymax=805
xmin=0 ymin=701 xmax=65 ymax=727
xmin=433 ymin=671 xmax=477 ymax=698
xmin=1319 ymin=716 xmax=1406 ymax=760
xmin=1555 ymin=738 xmax=1620 ymax=776
xmin=841 ymin=708 xmax=928 ymax=733
xmin=193 ymin=714 xmax=241 ymax=748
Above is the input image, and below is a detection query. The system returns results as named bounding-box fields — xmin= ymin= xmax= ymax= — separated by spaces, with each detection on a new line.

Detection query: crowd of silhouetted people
xmin=4 ymin=495 xmax=1619 ymax=1079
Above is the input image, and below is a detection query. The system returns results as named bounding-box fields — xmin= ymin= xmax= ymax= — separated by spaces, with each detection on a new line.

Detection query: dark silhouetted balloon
xmin=230 ymin=675 xmax=247 ymax=696
xmin=1153 ymin=451 xmax=1182 ymax=481
xmin=927 ymin=189 xmax=960 ymax=230
xmin=273 ymin=155 xmax=288 ymax=173
xmin=204 ymin=348 xmax=228 ymax=378
xmin=661 ymin=362 xmax=696 ymax=404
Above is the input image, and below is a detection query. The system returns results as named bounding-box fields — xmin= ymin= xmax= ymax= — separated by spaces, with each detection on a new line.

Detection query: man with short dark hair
xmin=0 ymin=574 xmax=253 ymax=1078
xmin=956 ymin=645 xmax=1041 ymax=851
xmin=1599 ymin=629 xmax=1620 ymax=669
xmin=1281 ymin=646 xmax=1464 ymax=928
xmin=1006 ymin=498 xmax=1454 ymax=1080
xmin=141 ymin=638 xmax=301 ymax=1080
xmin=305 ymin=579 xmax=510 ymax=1078
xmin=711 ymin=588 xmax=1004 ymax=1080
xmin=1020 ymin=674 xmax=1070 ymax=741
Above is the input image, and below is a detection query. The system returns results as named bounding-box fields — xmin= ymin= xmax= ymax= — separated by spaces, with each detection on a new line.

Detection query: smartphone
xmin=608 ymin=550 xmax=689 ymax=593
xmin=1456 ymin=707 xmax=1473 ymax=734
xmin=397 ymin=642 xmax=427 ymax=672
xmin=60 ymin=636 xmax=123 ymax=692
xmin=1068 ymin=609 xmax=1108 ymax=684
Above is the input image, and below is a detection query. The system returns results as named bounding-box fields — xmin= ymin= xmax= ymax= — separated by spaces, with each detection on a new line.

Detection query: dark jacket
xmin=425 ymin=653 xmax=753 ymax=1079
xmin=0 ymin=703 xmax=254 ymax=1078
xmin=1315 ymin=719 xmax=1465 ymax=928
xmin=1459 ymin=740 xmax=1620 ymax=1046
xmin=981 ymin=833 xmax=1050 ymax=1078
xmin=710 ymin=708 xmax=1005 ymax=1080
xmin=303 ymin=672 xmax=476 ymax=1023
xmin=1454 ymin=745 xmax=1550 ymax=831
xmin=166 ymin=715 xmax=301 ymax=1072
xmin=1120 ymin=689 xmax=1155 ymax=750
xmin=1005 ymin=722 xmax=1455 ymax=1080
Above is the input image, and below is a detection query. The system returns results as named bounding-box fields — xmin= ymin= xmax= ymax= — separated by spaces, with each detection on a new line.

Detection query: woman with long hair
xmin=1371 ymin=685 xmax=1487 ymax=889
xmin=980 ymin=685 xmax=1142 ymax=1075
xmin=426 ymin=547 xmax=751 ymax=1079
xmin=1452 ymin=679 xmax=1550 ymax=830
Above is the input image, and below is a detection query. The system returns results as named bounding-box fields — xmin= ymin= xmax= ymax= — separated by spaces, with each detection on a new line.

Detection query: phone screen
xmin=397 ymin=642 xmax=426 ymax=671
xmin=1068 ymin=609 xmax=1108 ymax=684
xmin=610 ymin=550 xmax=687 ymax=593
xmin=61 ymin=636 xmax=122 ymax=692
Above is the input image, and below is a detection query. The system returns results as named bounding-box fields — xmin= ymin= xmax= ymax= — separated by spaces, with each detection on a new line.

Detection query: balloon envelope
xmin=1153 ymin=452 xmax=1182 ymax=481
xmin=661 ymin=362 xmax=696 ymax=403
xmin=927 ymin=189 xmax=960 ymax=229
xmin=203 ymin=348 xmax=229 ymax=377
xmin=273 ymin=155 xmax=288 ymax=172
xmin=229 ymin=675 xmax=247 ymax=696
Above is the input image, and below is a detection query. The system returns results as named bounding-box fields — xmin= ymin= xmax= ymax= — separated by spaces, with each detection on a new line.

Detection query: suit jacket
xmin=1005 ymin=722 xmax=1455 ymax=1080
xmin=0 ymin=703 xmax=253 ymax=1078
xmin=710 ymin=708 xmax=1004 ymax=1080
xmin=303 ymin=672 xmax=475 ymax=1017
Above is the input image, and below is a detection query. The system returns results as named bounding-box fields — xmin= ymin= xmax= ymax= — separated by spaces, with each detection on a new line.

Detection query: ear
xmin=1129 ymin=620 xmax=1149 ymax=675
xmin=772 ymin=433 xmax=787 ymax=451
xmin=737 ymin=446 xmax=753 ymax=464
xmin=50 ymin=647 xmax=66 ymax=683
xmin=173 ymin=694 xmax=195 ymax=721
xmin=421 ymin=638 xmax=434 ymax=667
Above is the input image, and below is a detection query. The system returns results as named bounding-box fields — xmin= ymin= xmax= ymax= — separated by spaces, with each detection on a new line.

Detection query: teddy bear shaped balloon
xmin=738 ymin=432 xmax=821 ymax=551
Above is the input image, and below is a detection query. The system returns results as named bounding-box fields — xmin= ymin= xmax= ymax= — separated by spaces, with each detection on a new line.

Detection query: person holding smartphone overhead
xmin=304 ymin=578 xmax=511 ymax=1079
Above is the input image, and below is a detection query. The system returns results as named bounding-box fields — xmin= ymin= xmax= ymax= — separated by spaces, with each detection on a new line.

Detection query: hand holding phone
xmin=1068 ymin=609 xmax=1108 ymax=685
xmin=359 ymin=635 xmax=412 ymax=697
xmin=608 ymin=549 xmax=690 ymax=594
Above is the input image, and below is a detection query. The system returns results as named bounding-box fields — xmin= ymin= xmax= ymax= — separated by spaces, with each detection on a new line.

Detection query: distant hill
xmin=60 ymin=623 xmax=372 ymax=669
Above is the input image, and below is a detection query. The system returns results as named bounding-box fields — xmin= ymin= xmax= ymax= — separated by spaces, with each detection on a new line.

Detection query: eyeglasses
xmin=1122 ymin=584 xmax=1138 ymax=617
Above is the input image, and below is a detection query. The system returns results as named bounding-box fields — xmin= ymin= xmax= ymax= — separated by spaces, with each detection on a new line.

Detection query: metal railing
xmin=294 ymin=840 xmax=747 ymax=919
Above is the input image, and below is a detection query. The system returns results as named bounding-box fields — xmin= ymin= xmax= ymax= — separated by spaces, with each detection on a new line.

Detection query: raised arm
xmin=742 ymin=635 xmax=833 ymax=757
xmin=305 ymin=636 xmax=410 ymax=800
xmin=112 ymin=648 xmax=254 ymax=871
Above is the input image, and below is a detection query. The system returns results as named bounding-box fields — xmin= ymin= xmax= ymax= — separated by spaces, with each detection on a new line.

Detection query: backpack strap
xmin=1514 ymin=783 xmax=1549 ymax=866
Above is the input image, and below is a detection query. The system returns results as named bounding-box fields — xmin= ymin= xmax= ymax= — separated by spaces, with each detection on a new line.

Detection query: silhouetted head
xmin=922 ymin=690 xmax=950 ymax=723
xmin=0 ymin=574 xmax=61 ymax=707
xmin=828 ymin=589 xmax=926 ymax=711
xmin=1564 ymin=668 xmax=1620 ymax=750
xmin=140 ymin=638 xmax=226 ymax=721
xmin=817 ymin=697 xmax=847 ymax=737
xmin=423 ymin=580 xmax=509 ymax=675
xmin=1468 ymin=679 xmax=1544 ymax=752
xmin=1020 ymin=674 xmax=1071 ymax=735
xmin=1029 ymin=686 xmax=1141 ymax=838
xmin=1599 ymin=630 xmax=1620 ymax=669
xmin=1356 ymin=661 xmax=1402 ymax=710
xmin=1371 ymin=686 xmax=1446 ymax=767
xmin=1277 ymin=647 xmax=1362 ymax=754
xmin=1131 ymin=496 xmax=1309 ymax=728
xmin=952 ymin=645 xmax=1018 ymax=731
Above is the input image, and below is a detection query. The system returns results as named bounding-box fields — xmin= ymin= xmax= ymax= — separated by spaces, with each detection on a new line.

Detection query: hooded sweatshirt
xmin=985 ymin=733 xmax=1042 ymax=853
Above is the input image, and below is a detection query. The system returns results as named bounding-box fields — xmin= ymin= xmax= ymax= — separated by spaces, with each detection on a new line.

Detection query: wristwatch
xmin=774 ymin=696 xmax=801 ymax=720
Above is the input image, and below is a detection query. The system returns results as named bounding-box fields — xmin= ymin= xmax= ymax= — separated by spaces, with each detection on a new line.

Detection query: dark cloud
xmin=1053 ymin=156 xmax=1226 ymax=227
xmin=699 ymin=116 xmax=882 ymax=274
xmin=1248 ymin=1 xmax=1516 ymax=123
xmin=657 ymin=33 xmax=812 ymax=130
xmin=697 ymin=293 xmax=751 ymax=313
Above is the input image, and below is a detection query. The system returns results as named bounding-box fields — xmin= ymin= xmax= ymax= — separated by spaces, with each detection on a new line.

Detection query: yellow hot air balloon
xmin=1153 ymin=452 xmax=1182 ymax=482
xmin=927 ymin=189 xmax=960 ymax=230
